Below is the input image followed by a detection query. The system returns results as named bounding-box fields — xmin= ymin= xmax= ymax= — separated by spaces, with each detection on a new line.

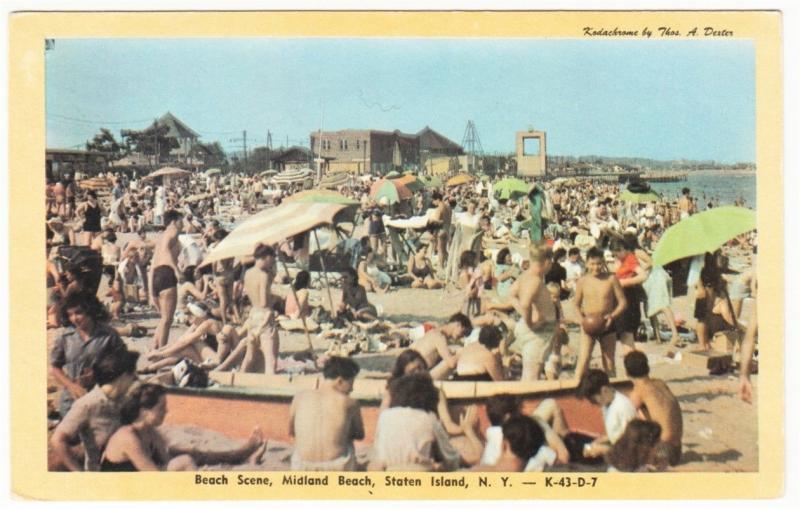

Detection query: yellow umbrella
xmin=446 ymin=173 xmax=475 ymax=187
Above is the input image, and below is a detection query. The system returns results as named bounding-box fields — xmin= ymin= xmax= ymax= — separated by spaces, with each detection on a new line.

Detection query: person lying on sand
xmin=289 ymin=357 xmax=364 ymax=471
xmin=452 ymin=325 xmax=505 ymax=381
xmin=411 ymin=312 xmax=472 ymax=380
xmin=100 ymin=384 xmax=265 ymax=471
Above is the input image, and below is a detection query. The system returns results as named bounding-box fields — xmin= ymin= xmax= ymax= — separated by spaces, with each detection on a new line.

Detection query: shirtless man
xmin=411 ymin=312 xmax=472 ymax=380
xmin=454 ymin=324 xmax=504 ymax=381
xmin=289 ymin=356 xmax=364 ymax=471
xmin=573 ymin=247 xmax=627 ymax=380
xmin=430 ymin=191 xmax=452 ymax=269
xmin=509 ymin=247 xmax=558 ymax=381
xmin=677 ymin=187 xmax=695 ymax=219
xmin=149 ymin=210 xmax=183 ymax=349
xmin=624 ymin=351 xmax=683 ymax=466
xmin=239 ymin=244 xmax=280 ymax=374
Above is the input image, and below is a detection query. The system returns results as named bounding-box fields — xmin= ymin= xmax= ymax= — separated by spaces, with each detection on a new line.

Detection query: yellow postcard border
xmin=8 ymin=10 xmax=783 ymax=500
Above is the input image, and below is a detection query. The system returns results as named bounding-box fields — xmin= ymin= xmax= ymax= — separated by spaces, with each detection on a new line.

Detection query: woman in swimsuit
xmin=100 ymin=384 xmax=264 ymax=471
xmin=358 ymin=247 xmax=391 ymax=294
xmin=407 ymin=243 xmax=444 ymax=290
xmin=694 ymin=253 xmax=739 ymax=351
xmin=78 ymin=191 xmax=103 ymax=244
xmin=453 ymin=324 xmax=505 ymax=382
xmin=337 ymin=267 xmax=378 ymax=322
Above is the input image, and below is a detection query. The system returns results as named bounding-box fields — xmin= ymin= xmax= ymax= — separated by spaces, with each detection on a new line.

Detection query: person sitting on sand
xmin=577 ymin=369 xmax=637 ymax=460
xmin=493 ymin=248 xmax=520 ymax=300
xmin=693 ymin=252 xmax=739 ymax=351
xmin=337 ymin=267 xmax=379 ymax=322
xmin=573 ymin=247 xmax=627 ymax=381
xmin=471 ymin=415 xmax=546 ymax=472
xmin=407 ymin=243 xmax=444 ymax=290
xmin=50 ymin=291 xmax=126 ymax=418
xmin=358 ymin=246 xmax=391 ymax=294
xmin=50 ymin=348 xmax=139 ymax=471
xmin=411 ymin=312 xmax=472 ymax=380
xmin=606 ymin=419 xmax=667 ymax=472
xmin=623 ymin=351 xmax=683 ymax=466
xmin=381 ymin=350 xmax=464 ymax=436
xmin=453 ymin=325 xmax=505 ymax=381
xmin=100 ymin=384 xmax=265 ymax=471
xmin=284 ymin=270 xmax=312 ymax=320
xmin=288 ymin=356 xmax=364 ymax=471
xmin=370 ymin=373 xmax=482 ymax=471
xmin=141 ymin=303 xmax=238 ymax=373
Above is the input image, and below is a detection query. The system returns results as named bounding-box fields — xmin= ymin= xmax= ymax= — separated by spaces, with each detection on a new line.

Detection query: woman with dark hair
xmin=694 ymin=252 xmax=739 ymax=351
xmin=284 ymin=270 xmax=311 ymax=320
xmin=50 ymin=291 xmax=125 ymax=417
xmin=337 ymin=267 xmax=378 ymax=322
xmin=380 ymin=350 xmax=462 ymax=436
xmin=609 ymin=237 xmax=647 ymax=354
xmin=100 ymin=384 xmax=265 ymax=471
xmin=370 ymin=373 xmax=481 ymax=471
xmin=77 ymin=190 xmax=103 ymax=243
xmin=606 ymin=419 xmax=666 ymax=472
xmin=358 ymin=246 xmax=391 ymax=293
xmin=407 ymin=243 xmax=444 ymax=289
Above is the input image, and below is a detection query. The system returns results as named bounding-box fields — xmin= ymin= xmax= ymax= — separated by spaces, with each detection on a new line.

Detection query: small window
xmin=343 ymin=140 xmax=348 ymax=151
xmin=356 ymin=140 xmax=360 ymax=150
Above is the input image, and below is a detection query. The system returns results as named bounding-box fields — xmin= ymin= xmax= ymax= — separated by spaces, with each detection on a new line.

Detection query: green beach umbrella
xmin=652 ymin=206 xmax=756 ymax=267
xmin=370 ymin=179 xmax=412 ymax=204
xmin=385 ymin=170 xmax=402 ymax=179
xmin=619 ymin=189 xmax=661 ymax=203
xmin=494 ymin=177 xmax=531 ymax=200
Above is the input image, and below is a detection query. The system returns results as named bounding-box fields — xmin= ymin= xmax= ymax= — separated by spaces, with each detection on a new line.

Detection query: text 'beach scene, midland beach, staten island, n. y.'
xmin=44 ymin=38 xmax=759 ymax=475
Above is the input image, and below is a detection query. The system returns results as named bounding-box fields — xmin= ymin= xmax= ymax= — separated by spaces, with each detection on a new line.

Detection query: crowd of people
xmin=46 ymin=167 xmax=758 ymax=473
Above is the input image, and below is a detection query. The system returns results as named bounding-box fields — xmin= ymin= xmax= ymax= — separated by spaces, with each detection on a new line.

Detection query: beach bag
xmin=172 ymin=358 xmax=209 ymax=388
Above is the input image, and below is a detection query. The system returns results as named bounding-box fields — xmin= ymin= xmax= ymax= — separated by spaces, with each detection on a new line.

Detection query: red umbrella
xmin=370 ymin=179 xmax=412 ymax=204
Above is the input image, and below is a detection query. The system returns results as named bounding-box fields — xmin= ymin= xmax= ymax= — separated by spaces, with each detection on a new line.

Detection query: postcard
xmin=8 ymin=9 xmax=783 ymax=500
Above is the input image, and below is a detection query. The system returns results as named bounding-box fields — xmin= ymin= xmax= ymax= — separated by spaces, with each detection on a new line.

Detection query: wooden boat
xmin=158 ymin=371 xmax=632 ymax=444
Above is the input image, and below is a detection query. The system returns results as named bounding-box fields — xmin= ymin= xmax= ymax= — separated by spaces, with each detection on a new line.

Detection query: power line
xmin=46 ymin=112 xmax=155 ymax=125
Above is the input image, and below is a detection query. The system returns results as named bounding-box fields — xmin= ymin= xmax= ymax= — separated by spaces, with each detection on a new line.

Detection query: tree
xmin=120 ymin=123 xmax=179 ymax=161
xmin=86 ymin=128 xmax=123 ymax=160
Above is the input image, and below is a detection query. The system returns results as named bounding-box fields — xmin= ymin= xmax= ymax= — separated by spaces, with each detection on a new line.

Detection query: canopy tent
xmin=370 ymin=179 xmax=412 ymax=204
xmin=200 ymin=201 xmax=350 ymax=266
xmin=652 ymin=206 xmax=756 ymax=267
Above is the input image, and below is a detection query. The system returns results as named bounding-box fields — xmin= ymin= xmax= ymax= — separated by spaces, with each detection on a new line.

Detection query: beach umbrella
xmin=494 ymin=177 xmax=530 ymax=200
xmin=284 ymin=189 xmax=359 ymax=205
xmin=318 ymin=172 xmax=350 ymax=189
xmin=395 ymin=174 xmax=424 ymax=192
xmin=145 ymin=166 xmax=192 ymax=179
xmin=385 ymin=170 xmax=402 ymax=179
xmin=204 ymin=168 xmax=222 ymax=176
xmin=200 ymin=202 xmax=350 ymax=266
xmin=419 ymin=175 xmax=443 ymax=189
xmin=370 ymin=179 xmax=412 ymax=204
xmin=652 ymin=206 xmax=756 ymax=267
xmin=272 ymin=168 xmax=314 ymax=186
xmin=260 ymin=169 xmax=278 ymax=177
xmin=619 ymin=189 xmax=661 ymax=203
xmin=446 ymin=173 xmax=475 ymax=187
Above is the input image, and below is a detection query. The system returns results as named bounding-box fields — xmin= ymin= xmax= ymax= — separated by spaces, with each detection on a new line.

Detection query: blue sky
xmin=46 ymin=38 xmax=755 ymax=162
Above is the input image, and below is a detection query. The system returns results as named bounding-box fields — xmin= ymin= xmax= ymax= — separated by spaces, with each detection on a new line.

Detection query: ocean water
xmin=625 ymin=171 xmax=757 ymax=209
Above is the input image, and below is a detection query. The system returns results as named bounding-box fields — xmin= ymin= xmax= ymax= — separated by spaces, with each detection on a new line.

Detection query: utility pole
xmin=266 ymin=130 xmax=273 ymax=170
xmin=229 ymin=130 xmax=248 ymax=173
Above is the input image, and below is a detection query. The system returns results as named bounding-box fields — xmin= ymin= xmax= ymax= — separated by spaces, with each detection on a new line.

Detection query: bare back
xmin=153 ymin=229 xmax=180 ymax=270
xmin=632 ymin=379 xmax=683 ymax=446
xmin=412 ymin=330 xmax=450 ymax=368
xmin=244 ymin=266 xmax=272 ymax=309
xmin=290 ymin=389 xmax=362 ymax=462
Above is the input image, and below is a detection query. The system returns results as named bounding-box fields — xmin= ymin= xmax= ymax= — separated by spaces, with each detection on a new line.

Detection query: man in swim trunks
xmin=149 ymin=209 xmax=183 ymax=349
xmin=573 ymin=247 xmax=627 ymax=380
xmin=509 ymin=247 xmax=558 ymax=381
xmin=241 ymin=243 xmax=280 ymax=374
xmin=677 ymin=187 xmax=695 ymax=219
xmin=289 ymin=356 xmax=364 ymax=471
xmin=411 ymin=312 xmax=472 ymax=380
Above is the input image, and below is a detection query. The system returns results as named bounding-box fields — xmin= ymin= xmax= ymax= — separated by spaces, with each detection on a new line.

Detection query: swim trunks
xmin=152 ymin=265 xmax=178 ymax=296
xmin=511 ymin=321 xmax=556 ymax=379
xmin=290 ymin=446 xmax=356 ymax=472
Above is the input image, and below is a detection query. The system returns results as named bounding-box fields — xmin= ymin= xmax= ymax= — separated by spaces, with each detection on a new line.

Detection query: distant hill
xmin=545 ymin=154 xmax=755 ymax=171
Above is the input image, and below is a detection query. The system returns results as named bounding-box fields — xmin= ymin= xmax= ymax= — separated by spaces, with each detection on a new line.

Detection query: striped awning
xmin=272 ymin=168 xmax=314 ymax=185
xmin=200 ymin=202 xmax=348 ymax=266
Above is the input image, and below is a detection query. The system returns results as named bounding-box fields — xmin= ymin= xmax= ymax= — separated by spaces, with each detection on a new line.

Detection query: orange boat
xmin=160 ymin=371 xmax=632 ymax=444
